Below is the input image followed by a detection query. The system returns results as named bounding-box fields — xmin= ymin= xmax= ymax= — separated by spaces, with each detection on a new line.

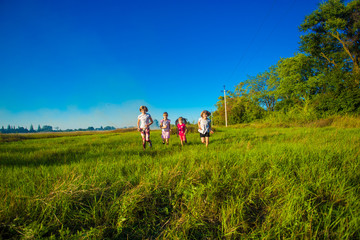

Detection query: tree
xmin=37 ymin=125 xmax=41 ymax=132
xmin=29 ymin=124 xmax=35 ymax=133
xmin=213 ymin=94 xmax=264 ymax=125
xmin=16 ymin=126 xmax=28 ymax=133
xmin=274 ymin=54 xmax=322 ymax=109
xmin=300 ymin=0 xmax=360 ymax=85
xmin=153 ymin=119 xmax=159 ymax=128
xmin=42 ymin=125 xmax=53 ymax=132
xmin=236 ymin=66 xmax=278 ymax=111
xmin=212 ymin=0 xmax=360 ymax=120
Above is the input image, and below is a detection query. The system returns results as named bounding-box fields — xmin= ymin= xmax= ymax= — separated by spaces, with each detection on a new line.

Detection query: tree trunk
xmin=331 ymin=32 xmax=360 ymax=85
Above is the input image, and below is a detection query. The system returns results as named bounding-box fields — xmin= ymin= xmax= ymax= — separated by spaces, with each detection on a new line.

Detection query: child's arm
xmin=209 ymin=119 xmax=214 ymax=134
xmin=147 ymin=117 xmax=154 ymax=127
xmin=137 ymin=119 xmax=140 ymax=130
xmin=185 ymin=125 xmax=188 ymax=134
xmin=198 ymin=119 xmax=202 ymax=130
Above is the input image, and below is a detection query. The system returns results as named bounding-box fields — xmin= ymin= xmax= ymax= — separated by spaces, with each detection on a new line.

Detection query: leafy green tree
xmin=213 ymin=94 xmax=264 ymax=125
xmin=103 ymin=126 xmax=116 ymax=130
xmin=236 ymin=66 xmax=278 ymax=111
xmin=153 ymin=119 xmax=159 ymax=128
xmin=312 ymin=66 xmax=360 ymax=114
xmin=42 ymin=125 xmax=53 ymax=132
xmin=213 ymin=0 xmax=360 ymax=120
xmin=300 ymin=0 xmax=360 ymax=85
xmin=213 ymin=96 xmax=226 ymax=125
xmin=274 ymin=54 xmax=323 ymax=113
xmin=229 ymin=97 xmax=265 ymax=123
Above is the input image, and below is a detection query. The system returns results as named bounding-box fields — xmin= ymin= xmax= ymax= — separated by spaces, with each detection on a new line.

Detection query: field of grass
xmin=1 ymin=126 xmax=360 ymax=239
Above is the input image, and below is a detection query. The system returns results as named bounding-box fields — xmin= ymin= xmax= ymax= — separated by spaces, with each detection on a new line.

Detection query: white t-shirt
xmin=198 ymin=117 xmax=211 ymax=134
xmin=160 ymin=119 xmax=171 ymax=132
xmin=138 ymin=113 xmax=151 ymax=129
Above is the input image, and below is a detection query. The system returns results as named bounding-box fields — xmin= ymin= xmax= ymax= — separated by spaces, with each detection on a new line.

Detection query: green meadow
xmin=1 ymin=126 xmax=359 ymax=239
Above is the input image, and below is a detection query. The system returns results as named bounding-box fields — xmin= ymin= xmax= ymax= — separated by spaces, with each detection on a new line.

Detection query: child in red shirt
xmin=176 ymin=117 xmax=187 ymax=147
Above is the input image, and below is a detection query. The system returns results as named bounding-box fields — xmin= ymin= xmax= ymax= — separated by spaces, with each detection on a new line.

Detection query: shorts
xmin=200 ymin=132 xmax=210 ymax=138
xmin=161 ymin=131 xmax=170 ymax=139
xmin=140 ymin=128 xmax=150 ymax=141
xmin=179 ymin=133 xmax=186 ymax=141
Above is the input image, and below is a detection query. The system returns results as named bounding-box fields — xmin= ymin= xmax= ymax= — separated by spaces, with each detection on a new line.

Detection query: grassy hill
xmin=1 ymin=126 xmax=359 ymax=239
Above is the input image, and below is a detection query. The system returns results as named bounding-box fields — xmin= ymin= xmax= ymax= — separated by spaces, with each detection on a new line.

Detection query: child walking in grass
xmin=176 ymin=117 xmax=187 ymax=147
xmin=160 ymin=112 xmax=171 ymax=145
xmin=198 ymin=110 xmax=213 ymax=147
xmin=137 ymin=106 xmax=154 ymax=150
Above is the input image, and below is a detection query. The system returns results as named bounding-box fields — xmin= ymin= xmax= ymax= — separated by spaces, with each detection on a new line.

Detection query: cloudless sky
xmin=0 ymin=0 xmax=322 ymax=129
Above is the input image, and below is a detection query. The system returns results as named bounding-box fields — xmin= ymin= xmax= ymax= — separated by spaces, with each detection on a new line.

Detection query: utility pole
xmin=224 ymin=85 xmax=228 ymax=127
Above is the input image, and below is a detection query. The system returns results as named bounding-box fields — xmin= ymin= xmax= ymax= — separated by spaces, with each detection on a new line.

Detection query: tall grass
xmin=231 ymin=114 xmax=360 ymax=129
xmin=1 ymin=127 xmax=359 ymax=239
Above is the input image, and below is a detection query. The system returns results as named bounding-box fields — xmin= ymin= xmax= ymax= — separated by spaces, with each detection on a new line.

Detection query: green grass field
xmin=1 ymin=126 xmax=359 ymax=239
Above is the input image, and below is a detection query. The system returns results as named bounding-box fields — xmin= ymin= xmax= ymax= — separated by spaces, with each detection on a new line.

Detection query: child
xmin=176 ymin=117 xmax=187 ymax=147
xmin=137 ymin=106 xmax=154 ymax=150
xmin=160 ymin=112 xmax=171 ymax=145
xmin=198 ymin=110 xmax=213 ymax=147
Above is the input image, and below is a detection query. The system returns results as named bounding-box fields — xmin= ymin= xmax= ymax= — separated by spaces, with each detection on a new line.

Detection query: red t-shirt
xmin=177 ymin=123 xmax=186 ymax=135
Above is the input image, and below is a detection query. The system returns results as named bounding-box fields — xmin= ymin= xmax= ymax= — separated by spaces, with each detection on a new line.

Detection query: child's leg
xmin=147 ymin=137 xmax=152 ymax=147
xmin=141 ymin=131 xmax=146 ymax=149
xmin=180 ymin=135 xmax=184 ymax=146
xmin=166 ymin=138 xmax=169 ymax=145
xmin=201 ymin=137 xmax=205 ymax=144
xmin=146 ymin=129 xmax=152 ymax=147
xmin=205 ymin=137 xmax=209 ymax=147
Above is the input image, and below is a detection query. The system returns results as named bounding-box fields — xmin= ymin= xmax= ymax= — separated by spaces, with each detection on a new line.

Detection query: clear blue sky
xmin=0 ymin=0 xmax=321 ymax=129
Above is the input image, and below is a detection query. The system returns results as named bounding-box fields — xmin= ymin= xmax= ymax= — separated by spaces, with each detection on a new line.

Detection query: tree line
xmin=0 ymin=119 xmax=160 ymax=134
xmin=213 ymin=0 xmax=360 ymax=125
xmin=0 ymin=125 xmax=116 ymax=134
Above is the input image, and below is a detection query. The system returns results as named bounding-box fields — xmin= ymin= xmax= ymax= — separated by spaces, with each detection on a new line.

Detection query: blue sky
xmin=0 ymin=0 xmax=322 ymax=129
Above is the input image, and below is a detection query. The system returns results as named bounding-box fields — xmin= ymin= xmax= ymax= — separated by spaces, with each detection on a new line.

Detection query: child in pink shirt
xmin=176 ymin=117 xmax=187 ymax=146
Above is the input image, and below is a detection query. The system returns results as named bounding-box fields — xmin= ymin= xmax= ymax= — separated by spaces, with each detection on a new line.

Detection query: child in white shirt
xmin=137 ymin=106 xmax=154 ymax=150
xmin=198 ymin=110 xmax=214 ymax=147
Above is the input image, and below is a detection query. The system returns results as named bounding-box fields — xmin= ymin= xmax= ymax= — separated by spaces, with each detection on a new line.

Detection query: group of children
xmin=137 ymin=105 xmax=214 ymax=150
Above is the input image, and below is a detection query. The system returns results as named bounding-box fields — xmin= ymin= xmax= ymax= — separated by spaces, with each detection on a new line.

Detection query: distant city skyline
xmin=0 ymin=0 xmax=322 ymax=129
